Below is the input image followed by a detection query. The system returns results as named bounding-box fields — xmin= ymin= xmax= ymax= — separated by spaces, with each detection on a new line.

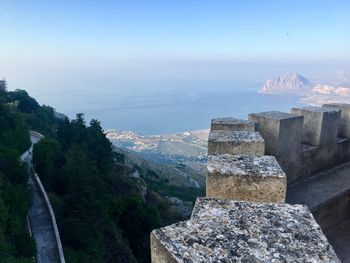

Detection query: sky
xmin=0 ymin=0 xmax=350 ymax=92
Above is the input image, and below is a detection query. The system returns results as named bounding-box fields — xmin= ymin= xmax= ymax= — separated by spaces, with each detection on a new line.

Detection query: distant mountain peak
xmin=260 ymin=73 xmax=311 ymax=94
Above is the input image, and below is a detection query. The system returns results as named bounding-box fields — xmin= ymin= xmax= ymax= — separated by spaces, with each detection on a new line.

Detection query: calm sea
xmin=32 ymin=80 xmax=305 ymax=135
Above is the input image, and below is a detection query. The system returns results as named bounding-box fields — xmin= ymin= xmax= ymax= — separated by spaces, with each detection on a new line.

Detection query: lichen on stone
xmin=250 ymin=111 xmax=300 ymax=120
xmin=208 ymin=130 xmax=263 ymax=143
xmin=152 ymin=198 xmax=340 ymax=263
xmin=207 ymin=154 xmax=285 ymax=178
xmin=211 ymin=117 xmax=254 ymax=126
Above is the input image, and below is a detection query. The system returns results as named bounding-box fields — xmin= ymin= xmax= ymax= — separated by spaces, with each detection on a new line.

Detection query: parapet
xmin=248 ymin=111 xmax=303 ymax=155
xmin=291 ymin=106 xmax=340 ymax=147
xmin=206 ymin=154 xmax=286 ymax=202
xmin=248 ymin=111 xmax=303 ymax=183
xmin=151 ymin=110 xmax=346 ymax=262
xmin=208 ymin=130 xmax=265 ymax=155
xmin=323 ymin=103 xmax=350 ymax=138
xmin=211 ymin=117 xmax=256 ymax=131
xmin=151 ymin=198 xmax=340 ymax=263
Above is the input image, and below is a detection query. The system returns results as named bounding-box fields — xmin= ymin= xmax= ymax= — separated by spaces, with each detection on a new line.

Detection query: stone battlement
xmin=206 ymin=154 xmax=286 ymax=203
xmin=250 ymin=104 xmax=350 ymax=183
xmin=151 ymin=198 xmax=340 ymax=262
xmin=150 ymin=103 xmax=350 ymax=262
xmin=208 ymin=130 xmax=265 ymax=155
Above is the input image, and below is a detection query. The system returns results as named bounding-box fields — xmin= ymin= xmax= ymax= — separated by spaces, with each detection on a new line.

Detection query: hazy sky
xmin=1 ymin=0 xmax=350 ymax=92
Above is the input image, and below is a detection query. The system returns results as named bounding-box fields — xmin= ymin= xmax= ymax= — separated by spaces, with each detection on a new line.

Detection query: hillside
xmin=0 ymin=88 xmax=38 ymax=262
xmin=106 ymin=129 xmax=209 ymax=188
xmin=0 ymin=86 xmax=204 ymax=263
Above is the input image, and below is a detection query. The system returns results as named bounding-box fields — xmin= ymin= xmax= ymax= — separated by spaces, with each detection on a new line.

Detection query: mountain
xmin=260 ymin=73 xmax=311 ymax=94
xmin=259 ymin=72 xmax=350 ymax=105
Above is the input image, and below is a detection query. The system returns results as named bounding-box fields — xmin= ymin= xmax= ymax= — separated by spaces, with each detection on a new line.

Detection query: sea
xmin=31 ymin=79 xmax=306 ymax=135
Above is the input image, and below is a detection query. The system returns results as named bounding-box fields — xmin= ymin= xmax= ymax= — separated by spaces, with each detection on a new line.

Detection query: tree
xmin=32 ymin=139 xmax=60 ymax=191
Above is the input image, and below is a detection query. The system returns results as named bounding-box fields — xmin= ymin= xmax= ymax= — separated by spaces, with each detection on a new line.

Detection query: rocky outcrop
xmin=260 ymin=73 xmax=311 ymax=94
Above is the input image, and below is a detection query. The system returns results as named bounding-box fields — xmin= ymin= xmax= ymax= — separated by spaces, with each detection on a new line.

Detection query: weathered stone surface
xmin=208 ymin=130 xmax=264 ymax=155
xmin=206 ymin=154 xmax=286 ymax=203
xmin=151 ymin=198 xmax=340 ymax=263
xmin=211 ymin=117 xmax=256 ymax=131
xmin=249 ymin=111 xmax=304 ymax=183
xmin=323 ymin=103 xmax=350 ymax=138
xmin=291 ymin=106 xmax=340 ymax=147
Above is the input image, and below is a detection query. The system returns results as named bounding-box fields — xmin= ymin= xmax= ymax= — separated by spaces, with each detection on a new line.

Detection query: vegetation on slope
xmin=0 ymin=87 xmax=202 ymax=262
xmin=33 ymin=114 xmax=190 ymax=262
xmin=0 ymin=90 xmax=36 ymax=263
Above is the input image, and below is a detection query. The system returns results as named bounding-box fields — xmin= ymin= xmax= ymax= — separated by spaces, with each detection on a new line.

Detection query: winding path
xmin=21 ymin=131 xmax=65 ymax=263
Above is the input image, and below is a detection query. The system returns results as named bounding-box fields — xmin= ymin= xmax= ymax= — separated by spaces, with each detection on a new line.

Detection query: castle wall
xmin=208 ymin=130 xmax=265 ymax=155
xmin=291 ymin=106 xmax=340 ymax=147
xmin=250 ymin=105 xmax=350 ymax=182
xmin=206 ymin=154 xmax=286 ymax=203
xmin=210 ymin=117 xmax=256 ymax=131
xmin=323 ymin=103 xmax=350 ymax=138
xmin=150 ymin=107 xmax=348 ymax=262
xmin=151 ymin=198 xmax=340 ymax=262
xmin=248 ymin=111 xmax=303 ymax=183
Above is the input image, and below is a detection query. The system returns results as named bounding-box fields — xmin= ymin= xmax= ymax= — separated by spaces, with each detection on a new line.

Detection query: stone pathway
xmin=28 ymin=174 xmax=61 ymax=263
xmin=21 ymin=132 xmax=64 ymax=263
xmin=287 ymin=162 xmax=350 ymax=263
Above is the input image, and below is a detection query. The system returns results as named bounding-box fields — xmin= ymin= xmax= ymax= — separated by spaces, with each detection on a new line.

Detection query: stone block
xmin=206 ymin=154 xmax=286 ymax=203
xmin=211 ymin=117 xmax=256 ymax=131
xmin=248 ymin=111 xmax=303 ymax=183
xmin=208 ymin=130 xmax=264 ymax=155
xmin=291 ymin=106 xmax=340 ymax=147
xmin=151 ymin=198 xmax=340 ymax=263
xmin=323 ymin=103 xmax=350 ymax=138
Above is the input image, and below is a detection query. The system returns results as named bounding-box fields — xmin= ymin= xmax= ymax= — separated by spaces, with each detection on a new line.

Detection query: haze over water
xmin=27 ymin=78 xmax=303 ymax=135
xmin=1 ymin=1 xmax=349 ymax=134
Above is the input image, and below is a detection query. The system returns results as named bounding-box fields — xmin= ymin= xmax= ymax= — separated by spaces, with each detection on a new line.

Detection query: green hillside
xmin=0 ymin=87 xmax=203 ymax=263
xmin=0 ymin=89 xmax=36 ymax=263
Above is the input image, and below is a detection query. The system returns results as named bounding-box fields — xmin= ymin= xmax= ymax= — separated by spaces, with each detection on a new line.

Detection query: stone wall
xmin=150 ymin=113 xmax=342 ymax=262
xmin=249 ymin=104 xmax=350 ymax=184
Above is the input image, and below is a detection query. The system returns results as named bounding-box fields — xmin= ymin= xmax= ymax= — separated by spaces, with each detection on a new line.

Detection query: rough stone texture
xmin=151 ymin=198 xmax=340 ymax=263
xmin=323 ymin=103 xmax=350 ymax=138
xmin=249 ymin=111 xmax=304 ymax=183
xmin=211 ymin=117 xmax=256 ymax=131
xmin=291 ymin=106 xmax=341 ymax=147
xmin=208 ymin=130 xmax=264 ymax=155
xmin=206 ymin=154 xmax=286 ymax=203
